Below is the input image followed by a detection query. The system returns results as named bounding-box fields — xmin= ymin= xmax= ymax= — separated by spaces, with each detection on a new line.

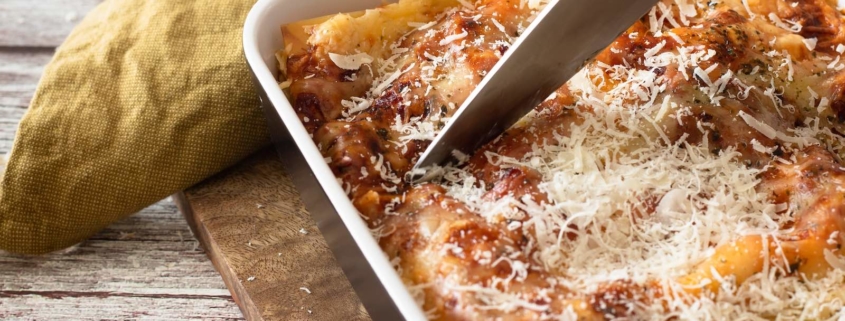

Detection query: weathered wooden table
xmin=0 ymin=1 xmax=242 ymax=319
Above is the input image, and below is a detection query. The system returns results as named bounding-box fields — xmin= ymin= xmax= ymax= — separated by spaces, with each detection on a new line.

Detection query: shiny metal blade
xmin=415 ymin=0 xmax=659 ymax=170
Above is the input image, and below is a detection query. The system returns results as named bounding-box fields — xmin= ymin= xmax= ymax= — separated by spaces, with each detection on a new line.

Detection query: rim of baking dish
xmin=243 ymin=0 xmax=426 ymax=320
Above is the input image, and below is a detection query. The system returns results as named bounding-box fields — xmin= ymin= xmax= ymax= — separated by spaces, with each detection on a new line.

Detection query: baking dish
xmin=243 ymin=0 xmax=424 ymax=320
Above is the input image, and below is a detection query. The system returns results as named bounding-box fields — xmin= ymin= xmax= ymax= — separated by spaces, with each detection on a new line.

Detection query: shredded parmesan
xmin=287 ymin=0 xmax=845 ymax=318
xmin=767 ymin=13 xmax=802 ymax=33
xmin=328 ymin=52 xmax=374 ymax=70
xmin=439 ymin=30 xmax=469 ymax=46
xmin=803 ymin=37 xmax=818 ymax=51
xmin=824 ymin=249 xmax=845 ymax=270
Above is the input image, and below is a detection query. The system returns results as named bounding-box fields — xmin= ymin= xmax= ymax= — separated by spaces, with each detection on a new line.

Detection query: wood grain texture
xmin=0 ymin=49 xmax=52 ymax=151
xmin=1 ymin=295 xmax=239 ymax=320
xmin=0 ymin=0 xmax=104 ymax=47
xmin=0 ymin=1 xmax=243 ymax=319
xmin=0 ymin=49 xmax=53 ymax=108
xmin=178 ymin=149 xmax=371 ymax=321
xmin=0 ymin=202 xmax=242 ymax=320
xmin=0 ymin=104 xmax=26 ymax=153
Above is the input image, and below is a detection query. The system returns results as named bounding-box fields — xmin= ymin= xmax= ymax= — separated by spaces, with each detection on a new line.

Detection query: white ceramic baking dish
xmin=243 ymin=0 xmax=425 ymax=320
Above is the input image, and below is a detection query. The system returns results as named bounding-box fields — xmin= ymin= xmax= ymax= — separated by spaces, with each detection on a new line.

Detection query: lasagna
xmin=281 ymin=0 xmax=845 ymax=319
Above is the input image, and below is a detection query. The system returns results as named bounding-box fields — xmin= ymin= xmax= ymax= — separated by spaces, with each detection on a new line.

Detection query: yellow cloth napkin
xmin=0 ymin=0 xmax=270 ymax=254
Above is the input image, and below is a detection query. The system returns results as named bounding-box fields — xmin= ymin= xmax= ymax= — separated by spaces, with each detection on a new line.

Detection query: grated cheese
xmin=328 ymin=52 xmax=374 ymax=70
xmin=803 ymin=37 xmax=818 ymax=51
xmin=741 ymin=0 xmax=755 ymax=18
xmin=439 ymin=30 xmax=469 ymax=46
xmin=824 ymin=249 xmax=845 ymax=270
xmin=294 ymin=0 xmax=845 ymax=318
xmin=767 ymin=13 xmax=802 ymax=33
xmin=409 ymin=21 xmax=438 ymax=30
xmin=490 ymin=18 xmax=507 ymax=35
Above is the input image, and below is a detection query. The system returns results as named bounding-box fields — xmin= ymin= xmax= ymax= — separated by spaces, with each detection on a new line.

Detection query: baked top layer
xmin=282 ymin=0 xmax=845 ymax=319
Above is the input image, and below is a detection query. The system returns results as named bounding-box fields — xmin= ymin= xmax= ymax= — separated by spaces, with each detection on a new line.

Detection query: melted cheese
xmin=308 ymin=0 xmax=460 ymax=59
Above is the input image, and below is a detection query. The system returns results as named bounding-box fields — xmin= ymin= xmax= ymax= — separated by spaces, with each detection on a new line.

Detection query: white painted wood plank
xmin=0 ymin=201 xmax=243 ymax=319
xmin=0 ymin=240 xmax=229 ymax=294
xmin=0 ymin=49 xmax=52 ymax=108
xmin=0 ymin=49 xmax=50 ymax=152
xmin=0 ymin=106 xmax=26 ymax=153
xmin=0 ymin=295 xmax=242 ymax=320
xmin=0 ymin=0 xmax=104 ymax=47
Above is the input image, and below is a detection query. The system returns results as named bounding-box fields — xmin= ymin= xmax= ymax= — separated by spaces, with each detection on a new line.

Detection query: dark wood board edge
xmin=173 ymin=149 xmax=370 ymax=321
xmin=175 ymin=192 xmax=264 ymax=321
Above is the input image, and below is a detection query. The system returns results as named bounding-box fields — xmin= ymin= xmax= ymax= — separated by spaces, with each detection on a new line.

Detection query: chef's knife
xmin=414 ymin=0 xmax=660 ymax=170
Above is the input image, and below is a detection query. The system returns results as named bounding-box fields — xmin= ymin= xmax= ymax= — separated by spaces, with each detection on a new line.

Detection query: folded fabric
xmin=0 ymin=0 xmax=270 ymax=254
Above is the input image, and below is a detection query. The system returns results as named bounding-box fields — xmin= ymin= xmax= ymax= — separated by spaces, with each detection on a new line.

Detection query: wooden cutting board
xmin=174 ymin=148 xmax=372 ymax=321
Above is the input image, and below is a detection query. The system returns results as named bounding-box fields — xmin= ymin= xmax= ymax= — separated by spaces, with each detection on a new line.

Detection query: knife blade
xmin=414 ymin=0 xmax=659 ymax=170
